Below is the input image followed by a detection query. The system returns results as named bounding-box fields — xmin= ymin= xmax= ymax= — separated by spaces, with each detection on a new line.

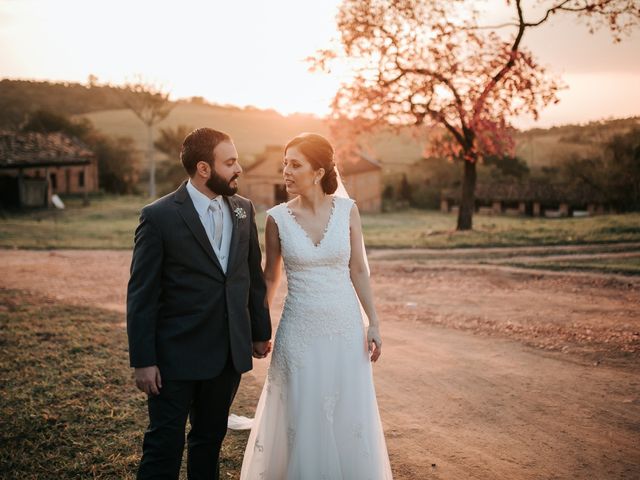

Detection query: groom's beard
xmin=206 ymin=170 xmax=238 ymax=196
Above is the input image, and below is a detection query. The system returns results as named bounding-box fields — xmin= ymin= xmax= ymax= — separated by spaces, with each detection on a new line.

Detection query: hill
xmin=81 ymin=104 xmax=428 ymax=171
xmin=514 ymin=117 xmax=640 ymax=168
xmin=0 ymin=79 xmax=126 ymax=128
xmin=2 ymin=79 xmax=637 ymax=172
xmin=83 ymin=103 xmax=638 ymax=172
xmin=81 ymin=104 xmax=331 ymax=166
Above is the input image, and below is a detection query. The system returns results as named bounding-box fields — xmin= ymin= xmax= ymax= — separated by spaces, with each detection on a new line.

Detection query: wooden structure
xmin=0 ymin=131 xmax=98 ymax=208
xmin=440 ymin=181 xmax=608 ymax=217
xmin=239 ymin=146 xmax=383 ymax=212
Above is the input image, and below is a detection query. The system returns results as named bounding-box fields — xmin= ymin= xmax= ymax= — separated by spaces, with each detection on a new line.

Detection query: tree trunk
xmin=456 ymin=158 xmax=477 ymax=230
xmin=147 ymin=125 xmax=156 ymax=198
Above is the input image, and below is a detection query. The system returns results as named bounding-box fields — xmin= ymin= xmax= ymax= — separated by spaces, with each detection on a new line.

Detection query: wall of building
xmin=342 ymin=170 xmax=382 ymax=212
xmin=239 ymin=151 xmax=382 ymax=212
xmin=3 ymin=163 xmax=99 ymax=195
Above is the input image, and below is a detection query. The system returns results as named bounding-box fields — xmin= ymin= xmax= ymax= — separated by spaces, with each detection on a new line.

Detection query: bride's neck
xmin=297 ymin=189 xmax=328 ymax=213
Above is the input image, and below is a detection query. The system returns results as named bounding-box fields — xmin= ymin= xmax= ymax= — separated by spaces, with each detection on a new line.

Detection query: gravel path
xmin=1 ymin=248 xmax=638 ymax=479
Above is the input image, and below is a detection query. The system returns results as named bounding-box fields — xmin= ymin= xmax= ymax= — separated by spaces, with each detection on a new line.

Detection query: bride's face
xmin=283 ymin=146 xmax=322 ymax=195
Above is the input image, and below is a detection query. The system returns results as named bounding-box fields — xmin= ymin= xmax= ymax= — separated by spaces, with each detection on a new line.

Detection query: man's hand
xmin=134 ymin=366 xmax=162 ymax=396
xmin=252 ymin=340 xmax=272 ymax=359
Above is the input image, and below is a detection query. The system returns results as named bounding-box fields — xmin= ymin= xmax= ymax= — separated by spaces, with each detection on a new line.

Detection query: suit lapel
xmin=225 ymin=195 xmax=240 ymax=273
xmin=174 ymin=182 xmax=225 ymax=276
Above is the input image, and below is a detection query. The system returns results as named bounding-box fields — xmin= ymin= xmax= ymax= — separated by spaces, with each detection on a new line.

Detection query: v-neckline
xmin=285 ymin=196 xmax=337 ymax=248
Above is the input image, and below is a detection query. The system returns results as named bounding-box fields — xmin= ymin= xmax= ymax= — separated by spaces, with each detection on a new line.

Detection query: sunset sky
xmin=1 ymin=0 xmax=638 ymax=128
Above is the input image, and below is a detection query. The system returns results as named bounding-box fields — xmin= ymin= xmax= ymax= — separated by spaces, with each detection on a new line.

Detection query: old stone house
xmin=0 ymin=131 xmax=98 ymax=208
xmin=239 ymin=145 xmax=382 ymax=212
xmin=440 ymin=181 xmax=607 ymax=217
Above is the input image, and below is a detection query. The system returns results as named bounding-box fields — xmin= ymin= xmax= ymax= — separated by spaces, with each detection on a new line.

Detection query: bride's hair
xmin=285 ymin=133 xmax=338 ymax=195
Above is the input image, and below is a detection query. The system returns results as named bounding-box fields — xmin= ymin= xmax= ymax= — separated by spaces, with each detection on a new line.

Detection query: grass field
xmin=500 ymin=255 xmax=640 ymax=276
xmin=0 ymin=288 xmax=251 ymax=479
xmin=1 ymin=195 xmax=639 ymax=251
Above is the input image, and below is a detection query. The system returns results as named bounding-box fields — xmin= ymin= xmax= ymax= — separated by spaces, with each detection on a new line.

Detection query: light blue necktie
xmin=208 ymin=198 xmax=223 ymax=251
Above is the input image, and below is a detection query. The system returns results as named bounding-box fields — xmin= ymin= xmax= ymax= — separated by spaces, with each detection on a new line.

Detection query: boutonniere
xmin=233 ymin=206 xmax=247 ymax=220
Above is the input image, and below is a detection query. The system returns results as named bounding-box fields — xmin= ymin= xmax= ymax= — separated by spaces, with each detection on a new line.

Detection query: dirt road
xmin=1 ymin=248 xmax=638 ymax=479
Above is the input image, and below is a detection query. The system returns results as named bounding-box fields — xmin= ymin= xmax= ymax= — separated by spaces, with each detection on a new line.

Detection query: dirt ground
xmin=1 ymin=248 xmax=639 ymax=479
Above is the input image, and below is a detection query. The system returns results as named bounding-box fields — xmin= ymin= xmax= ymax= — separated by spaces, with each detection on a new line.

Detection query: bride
xmin=240 ymin=133 xmax=393 ymax=479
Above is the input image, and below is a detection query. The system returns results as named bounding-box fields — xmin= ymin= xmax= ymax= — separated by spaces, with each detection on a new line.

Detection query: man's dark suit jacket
xmin=126 ymin=181 xmax=271 ymax=380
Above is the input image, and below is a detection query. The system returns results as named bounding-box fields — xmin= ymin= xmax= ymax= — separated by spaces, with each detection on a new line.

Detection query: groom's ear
xmin=195 ymin=160 xmax=211 ymax=178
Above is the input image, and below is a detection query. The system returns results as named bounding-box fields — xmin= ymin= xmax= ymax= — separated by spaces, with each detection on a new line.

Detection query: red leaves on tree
xmin=311 ymin=0 xmax=639 ymax=162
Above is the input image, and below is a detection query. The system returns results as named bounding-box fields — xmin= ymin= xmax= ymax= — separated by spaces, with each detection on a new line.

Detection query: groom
xmin=126 ymin=127 xmax=272 ymax=479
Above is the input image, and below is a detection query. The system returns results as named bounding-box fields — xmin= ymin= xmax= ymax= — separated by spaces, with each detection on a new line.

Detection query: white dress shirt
xmin=186 ymin=179 xmax=233 ymax=273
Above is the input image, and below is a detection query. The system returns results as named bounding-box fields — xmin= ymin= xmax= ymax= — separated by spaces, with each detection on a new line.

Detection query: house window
xmin=50 ymin=173 xmax=57 ymax=190
xmin=78 ymin=171 xmax=85 ymax=188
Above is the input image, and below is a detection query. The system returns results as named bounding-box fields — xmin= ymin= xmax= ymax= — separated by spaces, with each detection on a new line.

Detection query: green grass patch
xmin=0 ymin=195 xmax=144 ymax=250
xmin=0 ymin=288 xmax=250 ymax=479
xmin=501 ymin=255 xmax=640 ymax=276
xmin=1 ymin=195 xmax=639 ymax=249
xmin=360 ymin=209 xmax=640 ymax=248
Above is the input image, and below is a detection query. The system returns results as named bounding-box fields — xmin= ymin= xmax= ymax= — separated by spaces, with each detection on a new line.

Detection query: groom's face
xmin=204 ymin=141 xmax=242 ymax=196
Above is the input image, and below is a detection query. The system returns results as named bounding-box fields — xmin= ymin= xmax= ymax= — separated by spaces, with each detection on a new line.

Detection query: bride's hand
xmin=253 ymin=340 xmax=272 ymax=359
xmin=367 ymin=325 xmax=382 ymax=362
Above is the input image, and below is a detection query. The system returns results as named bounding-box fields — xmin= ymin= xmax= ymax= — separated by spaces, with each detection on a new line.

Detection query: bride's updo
xmin=285 ymin=133 xmax=338 ymax=195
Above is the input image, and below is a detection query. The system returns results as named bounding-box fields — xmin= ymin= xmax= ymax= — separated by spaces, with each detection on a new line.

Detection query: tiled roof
xmin=0 ymin=131 xmax=94 ymax=168
xmin=338 ymin=151 xmax=382 ymax=176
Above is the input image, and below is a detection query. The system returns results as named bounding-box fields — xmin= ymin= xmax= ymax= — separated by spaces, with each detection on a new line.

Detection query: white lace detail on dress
xmin=240 ymin=195 xmax=393 ymax=480
xmin=266 ymin=196 xmax=363 ymax=386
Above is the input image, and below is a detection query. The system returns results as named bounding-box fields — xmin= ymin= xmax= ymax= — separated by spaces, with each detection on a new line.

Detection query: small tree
xmin=121 ymin=78 xmax=174 ymax=198
xmin=313 ymin=0 xmax=639 ymax=230
xmin=399 ymin=173 xmax=412 ymax=203
xmin=22 ymin=109 xmax=92 ymax=138
xmin=153 ymin=124 xmax=194 ymax=192
xmin=562 ymin=127 xmax=640 ymax=211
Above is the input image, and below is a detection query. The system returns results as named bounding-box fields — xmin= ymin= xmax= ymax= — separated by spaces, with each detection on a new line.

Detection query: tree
xmin=22 ymin=109 xmax=140 ymax=195
xmin=399 ymin=173 xmax=412 ymax=203
xmin=88 ymin=134 xmax=140 ymax=195
xmin=121 ymin=78 xmax=174 ymax=198
xmin=484 ymin=154 xmax=530 ymax=180
xmin=153 ymin=124 xmax=194 ymax=193
xmin=313 ymin=0 xmax=639 ymax=230
xmin=21 ymin=109 xmax=92 ymax=138
xmin=153 ymin=124 xmax=193 ymax=162
xmin=562 ymin=128 xmax=640 ymax=211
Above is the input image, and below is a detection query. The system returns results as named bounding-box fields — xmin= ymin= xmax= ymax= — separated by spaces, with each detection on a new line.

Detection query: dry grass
xmin=0 ymin=288 xmax=251 ymax=479
xmin=1 ymin=195 xmax=639 ymax=251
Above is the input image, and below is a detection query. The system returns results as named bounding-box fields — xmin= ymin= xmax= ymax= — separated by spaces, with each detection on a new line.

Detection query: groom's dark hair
xmin=181 ymin=127 xmax=232 ymax=176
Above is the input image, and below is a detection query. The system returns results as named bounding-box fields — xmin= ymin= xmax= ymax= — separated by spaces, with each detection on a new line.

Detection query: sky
xmin=1 ymin=0 xmax=638 ymax=128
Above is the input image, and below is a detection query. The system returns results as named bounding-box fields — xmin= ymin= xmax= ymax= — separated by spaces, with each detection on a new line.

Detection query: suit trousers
xmin=136 ymin=355 xmax=241 ymax=480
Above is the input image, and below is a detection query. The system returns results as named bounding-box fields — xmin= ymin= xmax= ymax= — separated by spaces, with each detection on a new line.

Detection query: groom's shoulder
xmin=231 ymin=194 xmax=253 ymax=209
xmin=143 ymin=192 xmax=174 ymax=212
xmin=141 ymin=185 xmax=184 ymax=217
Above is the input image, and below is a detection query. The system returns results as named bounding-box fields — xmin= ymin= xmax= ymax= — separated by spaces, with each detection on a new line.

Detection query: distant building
xmin=440 ymin=181 xmax=608 ymax=217
xmin=239 ymin=145 xmax=383 ymax=212
xmin=339 ymin=152 xmax=383 ymax=213
xmin=0 ymin=131 xmax=98 ymax=208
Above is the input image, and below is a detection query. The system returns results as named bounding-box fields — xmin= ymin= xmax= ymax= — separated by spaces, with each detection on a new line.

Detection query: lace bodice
xmin=269 ymin=196 xmax=354 ymax=296
xmin=266 ymin=196 xmax=365 ymax=382
xmin=241 ymin=195 xmax=393 ymax=480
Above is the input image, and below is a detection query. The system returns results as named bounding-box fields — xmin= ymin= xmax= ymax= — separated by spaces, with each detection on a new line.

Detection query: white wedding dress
xmin=240 ymin=196 xmax=393 ymax=480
